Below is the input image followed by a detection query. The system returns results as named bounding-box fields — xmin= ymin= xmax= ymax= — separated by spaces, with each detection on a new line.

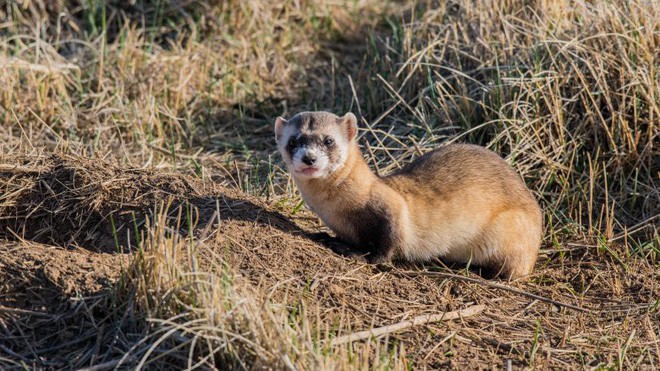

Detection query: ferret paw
xmin=331 ymin=243 xmax=366 ymax=259
xmin=308 ymin=232 xmax=374 ymax=262
xmin=310 ymin=233 xmax=361 ymax=256
xmin=308 ymin=231 xmax=335 ymax=242
xmin=366 ymin=253 xmax=391 ymax=265
xmin=310 ymin=232 xmax=349 ymax=251
xmin=328 ymin=243 xmax=371 ymax=262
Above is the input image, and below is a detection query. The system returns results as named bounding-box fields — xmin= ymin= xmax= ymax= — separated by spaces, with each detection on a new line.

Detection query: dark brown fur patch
xmin=347 ymin=198 xmax=398 ymax=261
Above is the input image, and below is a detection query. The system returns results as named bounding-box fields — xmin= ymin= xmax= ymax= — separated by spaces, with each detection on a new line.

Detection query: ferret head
xmin=274 ymin=111 xmax=358 ymax=180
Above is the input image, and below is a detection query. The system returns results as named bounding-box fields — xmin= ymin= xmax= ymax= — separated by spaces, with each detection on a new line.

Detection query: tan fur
xmin=299 ymin=145 xmax=409 ymax=253
xmin=276 ymin=112 xmax=543 ymax=279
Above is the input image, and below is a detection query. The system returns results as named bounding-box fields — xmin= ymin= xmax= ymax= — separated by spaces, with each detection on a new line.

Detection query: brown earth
xmin=0 ymin=154 xmax=658 ymax=369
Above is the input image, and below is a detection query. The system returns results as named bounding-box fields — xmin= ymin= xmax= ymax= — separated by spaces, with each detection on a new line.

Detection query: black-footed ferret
xmin=275 ymin=111 xmax=543 ymax=279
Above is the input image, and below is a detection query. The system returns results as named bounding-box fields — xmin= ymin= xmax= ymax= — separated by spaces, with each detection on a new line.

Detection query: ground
xmin=0 ymin=0 xmax=658 ymax=369
xmin=0 ymin=154 xmax=658 ymax=369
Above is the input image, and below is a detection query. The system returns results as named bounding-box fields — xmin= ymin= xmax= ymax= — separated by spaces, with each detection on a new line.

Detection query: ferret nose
xmin=302 ymin=155 xmax=316 ymax=166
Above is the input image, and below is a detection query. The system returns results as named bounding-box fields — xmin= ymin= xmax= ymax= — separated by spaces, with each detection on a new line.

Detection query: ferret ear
xmin=274 ymin=116 xmax=288 ymax=141
xmin=340 ymin=112 xmax=358 ymax=141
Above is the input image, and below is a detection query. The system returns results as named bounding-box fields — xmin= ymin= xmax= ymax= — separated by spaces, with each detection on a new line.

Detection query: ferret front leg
xmin=356 ymin=203 xmax=402 ymax=264
xmin=365 ymin=241 xmax=397 ymax=264
xmin=310 ymin=231 xmax=370 ymax=259
xmin=363 ymin=225 xmax=400 ymax=264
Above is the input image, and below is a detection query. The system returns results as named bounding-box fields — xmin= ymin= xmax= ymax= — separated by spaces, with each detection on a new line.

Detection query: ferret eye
xmin=324 ymin=138 xmax=334 ymax=147
xmin=288 ymin=137 xmax=297 ymax=147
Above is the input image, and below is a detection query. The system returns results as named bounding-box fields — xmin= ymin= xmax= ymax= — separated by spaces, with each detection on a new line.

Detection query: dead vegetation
xmin=0 ymin=0 xmax=658 ymax=369
xmin=1 ymin=154 xmax=658 ymax=369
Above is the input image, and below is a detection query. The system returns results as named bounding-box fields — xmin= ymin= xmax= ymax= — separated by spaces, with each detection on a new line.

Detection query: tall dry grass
xmin=0 ymin=1 xmax=384 ymax=157
xmin=0 ymin=0 xmax=658 ymax=369
xmin=349 ymin=0 xmax=658 ymax=253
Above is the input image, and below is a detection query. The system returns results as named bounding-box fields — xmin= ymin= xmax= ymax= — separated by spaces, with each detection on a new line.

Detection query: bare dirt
xmin=0 ymin=154 xmax=658 ymax=369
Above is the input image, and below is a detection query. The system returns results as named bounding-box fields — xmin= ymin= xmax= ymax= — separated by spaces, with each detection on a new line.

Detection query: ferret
xmin=274 ymin=111 xmax=543 ymax=279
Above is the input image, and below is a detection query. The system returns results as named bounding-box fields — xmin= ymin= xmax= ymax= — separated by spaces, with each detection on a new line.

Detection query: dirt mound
xmin=1 ymin=154 xmax=223 ymax=251
xmin=0 ymin=154 xmax=658 ymax=368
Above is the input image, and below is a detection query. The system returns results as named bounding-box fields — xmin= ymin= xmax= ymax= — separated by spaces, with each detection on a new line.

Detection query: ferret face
xmin=275 ymin=111 xmax=358 ymax=180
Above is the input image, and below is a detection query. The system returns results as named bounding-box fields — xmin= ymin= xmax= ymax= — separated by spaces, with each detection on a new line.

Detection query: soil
xmin=0 ymin=154 xmax=658 ymax=369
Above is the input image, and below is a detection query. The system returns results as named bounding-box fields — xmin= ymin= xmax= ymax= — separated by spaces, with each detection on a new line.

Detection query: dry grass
xmin=0 ymin=0 xmax=658 ymax=369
